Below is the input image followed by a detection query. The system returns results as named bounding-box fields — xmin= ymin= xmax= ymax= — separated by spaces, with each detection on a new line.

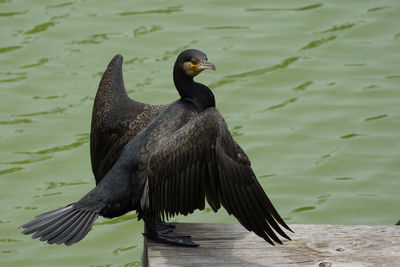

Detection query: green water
xmin=1 ymin=0 xmax=399 ymax=265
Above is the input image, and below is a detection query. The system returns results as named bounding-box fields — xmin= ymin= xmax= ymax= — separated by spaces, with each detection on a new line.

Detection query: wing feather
xmin=91 ymin=55 xmax=167 ymax=184
xmin=145 ymin=108 xmax=291 ymax=244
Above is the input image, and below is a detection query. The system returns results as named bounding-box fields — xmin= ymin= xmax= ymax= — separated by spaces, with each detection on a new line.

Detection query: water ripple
xmin=209 ymin=56 xmax=300 ymax=88
xmin=13 ymin=206 xmax=37 ymax=210
xmin=118 ymin=6 xmax=182 ymax=16
xmin=246 ymin=3 xmax=323 ymax=12
xmin=334 ymin=177 xmax=355 ymax=181
xmin=14 ymin=96 xmax=88 ymax=117
xmin=362 ymin=84 xmax=379 ymax=90
xmin=24 ymin=21 xmax=55 ymax=35
xmin=356 ymin=193 xmax=377 ymax=198
xmin=15 ymin=107 xmax=67 ymax=117
xmin=316 ymin=154 xmax=331 ymax=165
xmin=20 ymin=57 xmax=50 ymax=69
xmin=155 ymin=40 xmax=198 ymax=62
xmin=340 ymin=133 xmax=368 ymax=139
xmin=0 ymin=72 xmax=27 ymax=83
xmin=0 ymin=167 xmax=23 ymax=176
xmin=315 ymin=146 xmax=341 ymax=165
xmin=33 ymin=94 xmax=66 ymax=100
xmin=94 ymin=214 xmax=137 ymax=226
xmin=367 ymin=6 xmax=391 ymax=13
xmin=123 ymin=57 xmax=148 ymax=65
xmin=46 ymin=1 xmax=74 ymax=9
xmin=265 ymin=97 xmax=298 ymax=111
xmin=113 ymin=245 xmax=137 ymax=255
xmin=386 ymin=75 xmax=400 ymax=79
xmin=0 ymin=45 xmax=22 ymax=54
xmin=50 ymin=13 xmax=70 ymax=20
xmin=344 ymin=63 xmax=367 ymax=67
xmin=134 ymin=25 xmax=162 ymax=37
xmin=228 ymin=56 xmax=300 ymax=79
xmin=32 ymin=192 xmax=62 ymax=198
xmin=316 ymin=193 xmax=331 ymax=204
xmin=204 ymin=26 xmax=250 ymax=30
xmin=0 ymin=238 xmax=21 ymax=243
xmin=364 ymin=114 xmax=388 ymax=121
xmin=231 ymin=125 xmax=244 ymax=137
xmin=1 ymin=249 xmax=17 ymax=254
xmin=17 ymin=134 xmax=89 ymax=155
xmin=0 ymin=10 xmax=28 ymax=17
xmin=321 ymin=23 xmax=356 ymax=33
xmin=291 ymin=206 xmax=316 ymax=213
xmin=135 ymin=77 xmax=153 ymax=88
xmin=0 ymin=119 xmax=32 ymax=125
xmin=300 ymin=35 xmax=337 ymax=50
xmin=2 ymin=155 xmax=52 ymax=165
xmin=73 ymin=33 xmax=114 ymax=45
xmin=292 ymin=81 xmax=313 ymax=91
xmin=39 ymin=180 xmax=90 ymax=191
xmin=259 ymin=174 xmax=277 ymax=179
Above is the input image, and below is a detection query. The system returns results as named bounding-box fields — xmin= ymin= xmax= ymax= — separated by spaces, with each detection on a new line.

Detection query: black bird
xmin=20 ymin=49 xmax=292 ymax=247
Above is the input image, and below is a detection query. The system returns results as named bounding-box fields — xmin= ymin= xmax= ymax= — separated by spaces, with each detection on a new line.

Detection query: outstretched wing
xmin=91 ymin=54 xmax=140 ymax=182
xmin=143 ymin=108 xmax=292 ymax=245
xmin=90 ymin=54 xmax=166 ymax=183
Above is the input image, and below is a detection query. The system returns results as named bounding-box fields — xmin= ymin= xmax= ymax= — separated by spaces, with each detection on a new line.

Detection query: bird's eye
xmin=191 ymin=58 xmax=199 ymax=65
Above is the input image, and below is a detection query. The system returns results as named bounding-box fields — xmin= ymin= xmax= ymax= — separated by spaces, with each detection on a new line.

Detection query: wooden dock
xmin=144 ymin=223 xmax=400 ymax=266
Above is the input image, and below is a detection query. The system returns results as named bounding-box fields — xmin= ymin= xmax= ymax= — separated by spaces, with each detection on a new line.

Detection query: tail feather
xmin=65 ymin=213 xmax=98 ymax=246
xmin=32 ymin=210 xmax=80 ymax=239
xmin=48 ymin=211 xmax=92 ymax=245
xmin=20 ymin=204 xmax=98 ymax=246
xmin=58 ymin=211 xmax=91 ymax=244
xmin=20 ymin=206 xmax=74 ymax=233
xmin=35 ymin=205 xmax=74 ymax=219
xmin=43 ymin=210 xmax=83 ymax=244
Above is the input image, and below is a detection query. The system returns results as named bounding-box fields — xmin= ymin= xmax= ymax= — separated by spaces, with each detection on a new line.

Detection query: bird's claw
xmin=145 ymin=223 xmax=198 ymax=247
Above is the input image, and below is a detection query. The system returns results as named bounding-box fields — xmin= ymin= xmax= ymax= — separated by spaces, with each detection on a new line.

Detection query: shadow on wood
xmin=144 ymin=223 xmax=400 ymax=266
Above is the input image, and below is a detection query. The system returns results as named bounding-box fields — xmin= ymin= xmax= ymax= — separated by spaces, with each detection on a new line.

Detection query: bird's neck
xmin=173 ymin=71 xmax=215 ymax=111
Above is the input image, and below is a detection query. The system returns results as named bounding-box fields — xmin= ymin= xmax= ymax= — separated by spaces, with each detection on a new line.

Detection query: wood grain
xmin=145 ymin=223 xmax=400 ymax=266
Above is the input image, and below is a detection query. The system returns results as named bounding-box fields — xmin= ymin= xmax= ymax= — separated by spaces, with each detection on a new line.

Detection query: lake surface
xmin=1 ymin=0 xmax=399 ymax=266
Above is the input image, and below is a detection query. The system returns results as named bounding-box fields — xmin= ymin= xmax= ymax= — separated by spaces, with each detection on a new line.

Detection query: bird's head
xmin=174 ymin=49 xmax=216 ymax=78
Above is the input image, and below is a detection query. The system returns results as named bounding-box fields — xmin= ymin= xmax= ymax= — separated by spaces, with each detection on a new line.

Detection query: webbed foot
xmin=145 ymin=223 xmax=198 ymax=247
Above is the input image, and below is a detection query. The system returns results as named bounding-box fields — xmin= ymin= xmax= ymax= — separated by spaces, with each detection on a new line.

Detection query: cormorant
xmin=20 ymin=49 xmax=292 ymax=247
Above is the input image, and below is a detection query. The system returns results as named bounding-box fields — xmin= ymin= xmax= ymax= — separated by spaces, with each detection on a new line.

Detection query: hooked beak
xmin=197 ymin=60 xmax=216 ymax=71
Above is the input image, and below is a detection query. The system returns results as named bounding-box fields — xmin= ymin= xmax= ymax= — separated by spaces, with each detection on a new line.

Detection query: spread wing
xmin=90 ymin=54 xmax=166 ymax=183
xmin=143 ymin=108 xmax=292 ymax=245
xmin=90 ymin=55 xmax=140 ymax=182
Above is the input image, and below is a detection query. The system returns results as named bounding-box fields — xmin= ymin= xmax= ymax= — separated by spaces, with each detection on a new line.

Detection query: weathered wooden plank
xmin=144 ymin=223 xmax=400 ymax=266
